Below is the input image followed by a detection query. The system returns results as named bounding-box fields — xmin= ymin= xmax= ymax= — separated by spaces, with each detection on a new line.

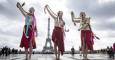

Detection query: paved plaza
xmin=0 ymin=54 xmax=115 ymax=60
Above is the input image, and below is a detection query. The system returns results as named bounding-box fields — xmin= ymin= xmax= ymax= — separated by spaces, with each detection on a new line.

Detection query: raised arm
xmin=17 ymin=2 xmax=27 ymax=17
xmin=73 ymin=17 xmax=81 ymax=23
xmin=71 ymin=11 xmax=80 ymax=26
xmin=44 ymin=5 xmax=57 ymax=19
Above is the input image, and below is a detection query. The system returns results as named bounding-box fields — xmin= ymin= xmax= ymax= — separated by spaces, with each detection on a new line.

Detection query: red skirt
xmin=20 ymin=25 xmax=36 ymax=49
xmin=113 ymin=43 xmax=115 ymax=51
xmin=52 ymin=27 xmax=64 ymax=55
xmin=81 ymin=30 xmax=94 ymax=51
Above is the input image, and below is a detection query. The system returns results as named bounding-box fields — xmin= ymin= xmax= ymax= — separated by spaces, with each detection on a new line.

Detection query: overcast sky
xmin=0 ymin=0 xmax=115 ymax=51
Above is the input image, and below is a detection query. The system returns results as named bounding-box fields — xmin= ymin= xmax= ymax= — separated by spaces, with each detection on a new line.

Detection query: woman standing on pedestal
xmin=44 ymin=5 xmax=68 ymax=60
xmin=17 ymin=2 xmax=38 ymax=60
xmin=71 ymin=12 xmax=94 ymax=60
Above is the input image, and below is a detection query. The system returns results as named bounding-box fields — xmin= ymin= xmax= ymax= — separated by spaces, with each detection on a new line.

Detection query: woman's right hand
xmin=45 ymin=4 xmax=48 ymax=8
xmin=17 ymin=2 xmax=21 ymax=8
xmin=44 ymin=4 xmax=48 ymax=14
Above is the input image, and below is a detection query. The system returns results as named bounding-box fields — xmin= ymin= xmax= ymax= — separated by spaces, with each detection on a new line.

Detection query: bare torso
xmin=80 ymin=18 xmax=90 ymax=30
xmin=54 ymin=18 xmax=65 ymax=28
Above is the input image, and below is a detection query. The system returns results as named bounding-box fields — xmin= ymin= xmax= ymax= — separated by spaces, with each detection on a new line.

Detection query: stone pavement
xmin=0 ymin=54 xmax=115 ymax=60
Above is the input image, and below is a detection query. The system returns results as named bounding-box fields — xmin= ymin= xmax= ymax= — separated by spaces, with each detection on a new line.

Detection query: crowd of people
xmin=0 ymin=46 xmax=21 ymax=56
xmin=70 ymin=46 xmax=115 ymax=58
xmin=107 ymin=46 xmax=114 ymax=59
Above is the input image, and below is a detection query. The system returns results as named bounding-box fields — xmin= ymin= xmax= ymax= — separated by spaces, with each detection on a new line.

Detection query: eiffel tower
xmin=42 ymin=18 xmax=54 ymax=53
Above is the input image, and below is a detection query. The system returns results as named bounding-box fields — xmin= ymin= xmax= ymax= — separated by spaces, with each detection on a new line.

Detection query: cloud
xmin=67 ymin=0 xmax=115 ymax=19
xmin=0 ymin=0 xmax=22 ymax=20
xmin=89 ymin=1 xmax=115 ymax=19
xmin=92 ymin=21 xmax=115 ymax=31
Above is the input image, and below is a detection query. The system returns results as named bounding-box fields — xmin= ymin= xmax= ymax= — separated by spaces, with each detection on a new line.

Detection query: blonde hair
xmin=29 ymin=7 xmax=35 ymax=12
